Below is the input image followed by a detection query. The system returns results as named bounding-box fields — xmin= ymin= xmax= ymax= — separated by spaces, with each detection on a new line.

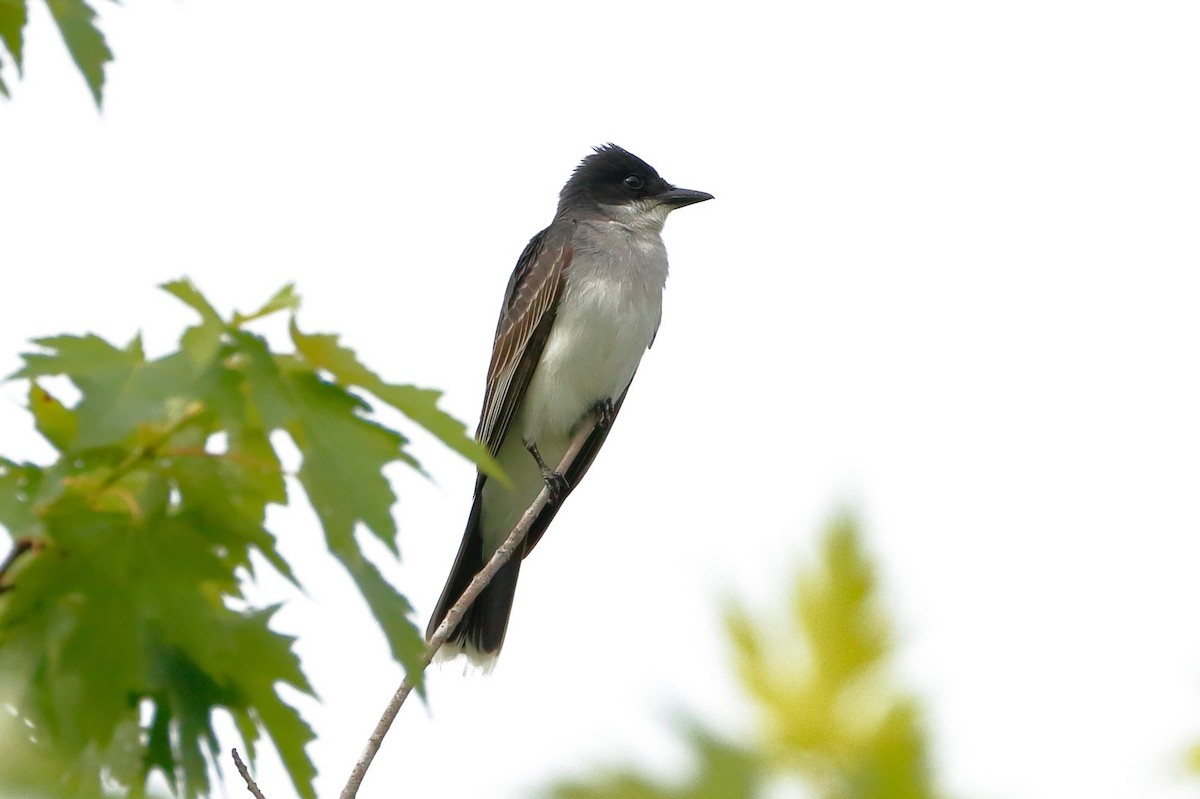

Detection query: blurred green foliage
xmin=0 ymin=280 xmax=496 ymax=798
xmin=545 ymin=516 xmax=944 ymax=799
xmin=0 ymin=0 xmax=113 ymax=104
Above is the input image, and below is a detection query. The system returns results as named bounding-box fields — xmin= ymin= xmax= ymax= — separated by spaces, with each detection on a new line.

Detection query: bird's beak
xmin=657 ymin=187 xmax=714 ymax=209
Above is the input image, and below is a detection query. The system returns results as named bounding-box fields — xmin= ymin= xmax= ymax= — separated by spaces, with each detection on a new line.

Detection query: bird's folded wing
xmin=477 ymin=221 xmax=574 ymax=457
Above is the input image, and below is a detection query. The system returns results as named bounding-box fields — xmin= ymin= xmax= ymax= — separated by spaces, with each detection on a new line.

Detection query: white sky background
xmin=2 ymin=1 xmax=1200 ymax=797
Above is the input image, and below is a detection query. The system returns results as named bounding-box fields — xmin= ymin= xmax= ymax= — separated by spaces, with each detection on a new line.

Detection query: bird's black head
xmin=556 ymin=144 xmax=712 ymax=218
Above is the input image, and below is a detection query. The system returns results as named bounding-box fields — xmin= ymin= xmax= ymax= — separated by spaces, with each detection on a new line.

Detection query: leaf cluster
xmin=0 ymin=280 xmax=496 ymax=798
xmin=545 ymin=516 xmax=945 ymax=799
xmin=726 ymin=515 xmax=942 ymax=799
xmin=1 ymin=0 xmax=113 ymax=104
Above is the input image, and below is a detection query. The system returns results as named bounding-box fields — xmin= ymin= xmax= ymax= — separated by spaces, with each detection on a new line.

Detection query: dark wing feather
xmin=424 ymin=222 xmax=573 ymax=648
xmin=477 ymin=221 xmax=574 ymax=456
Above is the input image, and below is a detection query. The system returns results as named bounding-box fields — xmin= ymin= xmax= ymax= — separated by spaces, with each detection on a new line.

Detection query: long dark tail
xmin=425 ymin=480 xmax=523 ymax=662
xmin=426 ymin=391 xmax=631 ymax=662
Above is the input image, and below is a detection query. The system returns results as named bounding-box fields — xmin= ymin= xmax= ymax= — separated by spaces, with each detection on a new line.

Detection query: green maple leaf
xmin=0 ymin=458 xmax=44 ymax=540
xmin=290 ymin=320 xmax=505 ymax=483
xmin=28 ymin=382 xmax=77 ymax=451
xmin=235 ymin=313 xmax=429 ymax=682
xmin=1 ymin=280 xmax=489 ymax=795
xmin=16 ymin=335 xmax=205 ymax=450
xmin=281 ymin=365 xmax=428 ymax=679
xmin=15 ymin=332 xmax=135 ymax=379
xmin=232 ymin=283 xmax=300 ymax=326
xmin=162 ymin=279 xmax=227 ymax=370
xmin=726 ymin=516 xmax=942 ymax=799
xmin=545 ymin=516 xmax=945 ymax=799
xmin=0 ymin=0 xmax=26 ymax=74
xmin=44 ymin=0 xmax=111 ymax=106
xmin=548 ymin=724 xmax=761 ymax=799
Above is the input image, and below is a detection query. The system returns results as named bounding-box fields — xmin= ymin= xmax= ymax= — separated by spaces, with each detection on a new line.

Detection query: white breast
xmin=517 ymin=222 xmax=668 ymax=444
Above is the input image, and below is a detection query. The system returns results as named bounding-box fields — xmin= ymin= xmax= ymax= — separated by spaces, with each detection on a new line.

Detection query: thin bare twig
xmin=231 ymin=748 xmax=268 ymax=799
xmin=339 ymin=415 xmax=600 ymax=799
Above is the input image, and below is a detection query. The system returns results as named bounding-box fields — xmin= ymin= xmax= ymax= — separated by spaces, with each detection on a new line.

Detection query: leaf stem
xmin=99 ymin=401 xmax=206 ymax=489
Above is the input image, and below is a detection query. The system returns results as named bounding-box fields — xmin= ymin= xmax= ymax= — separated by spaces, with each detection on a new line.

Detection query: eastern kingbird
xmin=426 ymin=144 xmax=712 ymax=666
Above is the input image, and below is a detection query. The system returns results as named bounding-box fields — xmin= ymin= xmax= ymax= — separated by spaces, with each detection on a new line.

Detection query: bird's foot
xmin=541 ymin=470 xmax=569 ymax=504
xmin=526 ymin=442 xmax=569 ymax=503
xmin=592 ymin=398 xmax=616 ymax=430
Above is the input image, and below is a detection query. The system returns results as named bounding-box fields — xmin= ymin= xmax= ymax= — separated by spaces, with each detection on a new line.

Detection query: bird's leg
xmin=526 ymin=442 xmax=569 ymax=503
xmin=592 ymin=398 xmax=616 ymax=430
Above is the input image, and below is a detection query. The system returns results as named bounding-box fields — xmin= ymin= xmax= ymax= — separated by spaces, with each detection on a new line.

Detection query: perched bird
xmin=426 ymin=144 xmax=712 ymax=666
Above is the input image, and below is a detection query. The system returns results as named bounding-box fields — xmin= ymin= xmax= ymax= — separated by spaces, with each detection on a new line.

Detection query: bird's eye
xmin=624 ymin=175 xmax=645 ymax=190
